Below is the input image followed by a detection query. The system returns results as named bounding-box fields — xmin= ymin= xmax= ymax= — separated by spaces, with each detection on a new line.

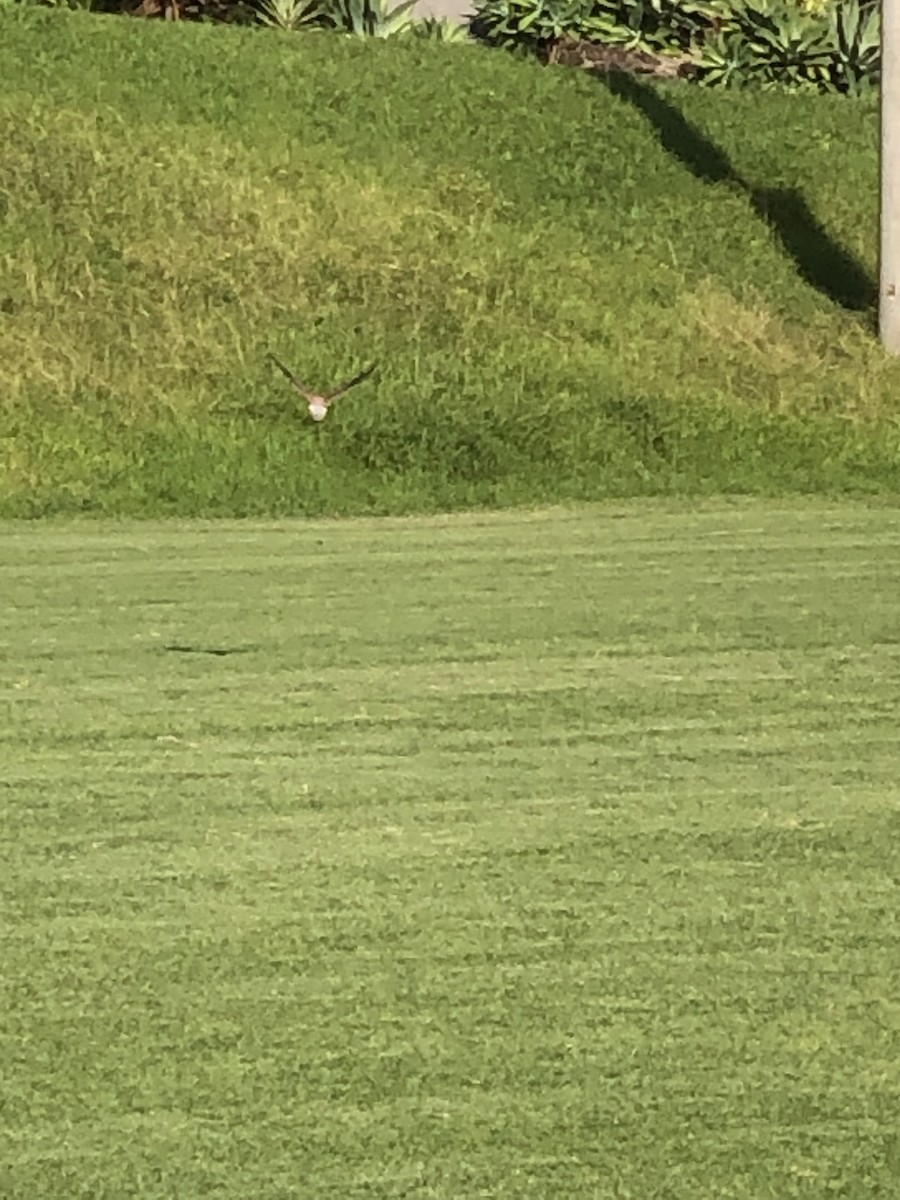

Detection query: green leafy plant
xmin=827 ymin=0 xmax=880 ymax=94
xmin=470 ymin=0 xmax=727 ymax=55
xmin=254 ymin=0 xmax=321 ymax=27
xmin=597 ymin=0 xmax=731 ymax=54
xmin=696 ymin=0 xmax=880 ymax=92
xmin=471 ymin=0 xmax=879 ymax=94
xmin=253 ymin=0 xmax=469 ymax=37
xmin=699 ymin=0 xmax=831 ymax=89
xmin=471 ymin=0 xmax=619 ymax=52
xmin=414 ymin=14 xmax=471 ymax=39
xmin=328 ymin=0 xmax=418 ymax=36
xmin=694 ymin=22 xmax=751 ymax=83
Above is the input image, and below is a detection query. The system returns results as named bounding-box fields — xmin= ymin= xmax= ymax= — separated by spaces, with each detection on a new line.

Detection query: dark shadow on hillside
xmin=602 ymin=71 xmax=877 ymax=316
xmin=747 ymin=185 xmax=875 ymax=312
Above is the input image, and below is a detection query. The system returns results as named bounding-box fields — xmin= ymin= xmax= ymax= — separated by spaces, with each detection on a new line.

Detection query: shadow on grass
xmin=602 ymin=71 xmax=877 ymax=318
xmin=164 ymin=644 xmax=256 ymax=656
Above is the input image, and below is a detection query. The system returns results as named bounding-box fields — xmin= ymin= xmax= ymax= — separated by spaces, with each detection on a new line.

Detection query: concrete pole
xmin=881 ymin=0 xmax=900 ymax=352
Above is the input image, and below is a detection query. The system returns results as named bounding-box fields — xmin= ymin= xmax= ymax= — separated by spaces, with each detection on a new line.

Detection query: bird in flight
xmin=267 ymin=353 xmax=377 ymax=422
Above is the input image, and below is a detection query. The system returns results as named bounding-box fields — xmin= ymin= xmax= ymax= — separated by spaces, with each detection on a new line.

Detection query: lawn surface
xmin=2 ymin=499 xmax=900 ymax=1197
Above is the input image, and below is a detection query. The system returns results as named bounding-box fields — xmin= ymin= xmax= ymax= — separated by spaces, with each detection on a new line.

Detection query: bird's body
xmin=267 ymin=353 xmax=376 ymax=421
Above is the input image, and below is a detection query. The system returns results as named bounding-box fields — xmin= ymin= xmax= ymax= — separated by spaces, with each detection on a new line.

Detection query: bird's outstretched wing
xmin=267 ymin=352 xmax=315 ymax=399
xmin=325 ymin=363 xmax=378 ymax=402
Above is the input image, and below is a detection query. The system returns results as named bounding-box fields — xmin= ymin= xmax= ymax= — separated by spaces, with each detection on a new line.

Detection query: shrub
xmin=696 ymin=0 xmax=880 ymax=94
xmin=470 ymin=0 xmax=880 ymax=93
xmin=252 ymin=0 xmax=472 ymax=39
xmin=470 ymin=0 xmax=728 ymax=57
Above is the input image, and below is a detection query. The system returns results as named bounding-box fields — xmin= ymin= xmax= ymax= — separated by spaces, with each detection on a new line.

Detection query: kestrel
xmin=267 ymin=352 xmax=377 ymax=422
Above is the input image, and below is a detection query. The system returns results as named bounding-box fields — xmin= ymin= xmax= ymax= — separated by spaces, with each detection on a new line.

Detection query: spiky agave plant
xmin=827 ymin=0 xmax=880 ymax=93
xmin=255 ymin=0 xmax=320 ymax=29
xmin=331 ymin=0 xmax=418 ymax=36
xmin=696 ymin=0 xmax=879 ymax=91
xmin=414 ymin=15 xmax=471 ymax=39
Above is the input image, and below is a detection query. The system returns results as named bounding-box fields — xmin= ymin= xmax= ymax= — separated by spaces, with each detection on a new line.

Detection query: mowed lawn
xmin=2 ymin=500 xmax=899 ymax=1199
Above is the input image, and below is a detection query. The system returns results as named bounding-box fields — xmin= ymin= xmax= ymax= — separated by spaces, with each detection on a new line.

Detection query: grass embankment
xmin=1 ymin=8 xmax=899 ymax=515
xmin=2 ymin=500 xmax=900 ymax=1196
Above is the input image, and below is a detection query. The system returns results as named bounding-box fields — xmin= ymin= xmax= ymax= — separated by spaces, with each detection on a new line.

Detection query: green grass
xmin=1 ymin=7 xmax=900 ymax=515
xmin=2 ymin=499 xmax=900 ymax=1197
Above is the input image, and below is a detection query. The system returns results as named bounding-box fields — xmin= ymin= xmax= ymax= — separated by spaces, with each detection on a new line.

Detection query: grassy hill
xmin=1 ymin=6 xmax=898 ymax=515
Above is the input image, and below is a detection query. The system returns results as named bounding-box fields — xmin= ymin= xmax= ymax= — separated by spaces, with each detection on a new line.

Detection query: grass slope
xmin=2 ymin=499 xmax=900 ymax=1197
xmin=1 ymin=9 xmax=900 ymax=514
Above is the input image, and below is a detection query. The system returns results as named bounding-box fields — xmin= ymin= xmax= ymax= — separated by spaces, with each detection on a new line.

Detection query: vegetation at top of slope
xmin=13 ymin=0 xmax=883 ymax=97
xmin=471 ymin=0 xmax=881 ymax=96
xmin=0 ymin=7 xmax=898 ymax=517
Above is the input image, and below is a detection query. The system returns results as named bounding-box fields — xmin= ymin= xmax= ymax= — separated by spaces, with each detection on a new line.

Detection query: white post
xmin=881 ymin=0 xmax=900 ymax=352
